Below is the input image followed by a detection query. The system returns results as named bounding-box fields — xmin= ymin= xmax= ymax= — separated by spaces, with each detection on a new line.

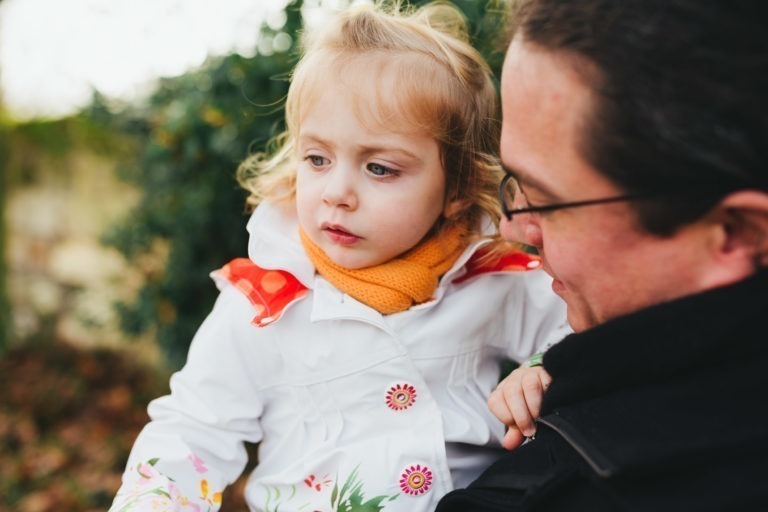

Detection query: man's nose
xmin=500 ymin=214 xmax=542 ymax=249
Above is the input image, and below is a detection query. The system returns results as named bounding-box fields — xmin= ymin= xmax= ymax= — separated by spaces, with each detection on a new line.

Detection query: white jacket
xmin=110 ymin=202 xmax=570 ymax=512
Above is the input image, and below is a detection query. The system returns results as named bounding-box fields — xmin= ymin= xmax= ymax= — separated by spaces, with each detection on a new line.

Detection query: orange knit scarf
xmin=300 ymin=225 xmax=468 ymax=314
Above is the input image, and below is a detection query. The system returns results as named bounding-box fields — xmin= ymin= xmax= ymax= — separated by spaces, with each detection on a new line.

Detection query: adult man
xmin=436 ymin=0 xmax=768 ymax=510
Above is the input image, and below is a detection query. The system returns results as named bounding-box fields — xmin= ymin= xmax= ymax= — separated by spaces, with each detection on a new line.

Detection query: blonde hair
xmin=237 ymin=1 xmax=509 ymax=249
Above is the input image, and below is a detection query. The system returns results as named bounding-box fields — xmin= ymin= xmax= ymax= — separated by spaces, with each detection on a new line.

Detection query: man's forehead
xmin=500 ymin=36 xmax=527 ymax=91
xmin=499 ymin=36 xmax=608 ymax=198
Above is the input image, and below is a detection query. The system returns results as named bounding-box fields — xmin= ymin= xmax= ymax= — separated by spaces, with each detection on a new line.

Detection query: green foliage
xmin=430 ymin=0 xmax=512 ymax=78
xmin=0 ymin=122 xmax=7 ymax=352
xmin=3 ymin=116 xmax=131 ymax=190
xmin=100 ymin=2 xmax=302 ymax=366
xmin=100 ymin=0 xmax=507 ymax=366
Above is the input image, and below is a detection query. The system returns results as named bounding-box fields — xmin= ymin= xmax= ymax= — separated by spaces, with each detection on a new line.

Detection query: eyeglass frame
xmin=498 ymin=172 xmax=646 ymax=221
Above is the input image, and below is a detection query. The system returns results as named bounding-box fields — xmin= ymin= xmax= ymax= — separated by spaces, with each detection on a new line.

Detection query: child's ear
xmin=714 ymin=190 xmax=768 ymax=268
xmin=443 ymin=198 xmax=468 ymax=220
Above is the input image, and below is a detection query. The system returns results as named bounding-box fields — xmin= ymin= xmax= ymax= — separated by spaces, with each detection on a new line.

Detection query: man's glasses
xmin=498 ymin=173 xmax=644 ymax=221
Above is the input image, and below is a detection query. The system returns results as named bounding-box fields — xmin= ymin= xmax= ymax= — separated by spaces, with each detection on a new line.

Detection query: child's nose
xmin=321 ymin=166 xmax=358 ymax=210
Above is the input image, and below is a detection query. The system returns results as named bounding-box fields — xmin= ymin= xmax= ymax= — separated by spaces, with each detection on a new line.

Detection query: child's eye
xmin=305 ymin=155 xmax=328 ymax=167
xmin=366 ymin=162 xmax=398 ymax=177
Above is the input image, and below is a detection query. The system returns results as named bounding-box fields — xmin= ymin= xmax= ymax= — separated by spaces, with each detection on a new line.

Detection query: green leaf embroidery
xmin=259 ymin=465 xmax=398 ymax=512
xmin=331 ymin=480 xmax=339 ymax=507
xmin=333 ymin=465 xmax=398 ymax=512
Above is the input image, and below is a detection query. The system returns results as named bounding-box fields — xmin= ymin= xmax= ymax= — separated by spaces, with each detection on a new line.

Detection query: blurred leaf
xmin=0 ymin=344 xmax=170 ymax=510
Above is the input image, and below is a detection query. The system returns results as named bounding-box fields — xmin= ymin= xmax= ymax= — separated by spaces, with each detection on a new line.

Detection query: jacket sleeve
xmin=108 ymin=285 xmax=265 ymax=512
xmin=499 ymin=269 xmax=572 ymax=363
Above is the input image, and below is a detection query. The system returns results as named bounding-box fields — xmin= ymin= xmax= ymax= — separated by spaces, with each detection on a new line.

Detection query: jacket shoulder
xmin=453 ymin=248 xmax=542 ymax=285
xmin=436 ymin=428 xmax=619 ymax=512
xmin=211 ymin=258 xmax=308 ymax=327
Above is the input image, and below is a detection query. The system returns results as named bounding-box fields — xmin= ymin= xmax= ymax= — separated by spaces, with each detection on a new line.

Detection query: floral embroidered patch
xmin=399 ymin=464 xmax=433 ymax=495
xmin=262 ymin=466 xmax=398 ymax=511
xmin=111 ymin=456 xmax=222 ymax=512
xmin=303 ymin=473 xmax=332 ymax=492
xmin=385 ymin=383 xmax=417 ymax=411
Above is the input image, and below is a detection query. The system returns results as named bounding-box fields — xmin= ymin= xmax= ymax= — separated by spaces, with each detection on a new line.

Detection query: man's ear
xmin=715 ymin=190 xmax=768 ymax=268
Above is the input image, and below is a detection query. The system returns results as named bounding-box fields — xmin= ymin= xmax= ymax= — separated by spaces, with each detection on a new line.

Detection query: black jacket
xmin=436 ymin=271 xmax=768 ymax=511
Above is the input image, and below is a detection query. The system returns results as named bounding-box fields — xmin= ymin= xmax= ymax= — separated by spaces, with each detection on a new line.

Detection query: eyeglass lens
xmin=503 ymin=176 xmax=524 ymax=210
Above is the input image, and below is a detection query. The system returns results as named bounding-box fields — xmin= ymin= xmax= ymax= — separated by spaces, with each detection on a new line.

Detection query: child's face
xmin=295 ymin=84 xmax=447 ymax=270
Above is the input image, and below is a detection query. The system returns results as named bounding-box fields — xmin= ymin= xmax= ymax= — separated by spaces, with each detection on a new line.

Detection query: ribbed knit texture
xmin=300 ymin=225 xmax=467 ymax=314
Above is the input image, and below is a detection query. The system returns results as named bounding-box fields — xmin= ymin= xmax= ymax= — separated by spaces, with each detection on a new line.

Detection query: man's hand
xmin=488 ymin=365 xmax=552 ymax=450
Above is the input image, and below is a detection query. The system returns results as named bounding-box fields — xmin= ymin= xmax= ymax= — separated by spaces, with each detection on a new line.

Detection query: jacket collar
xmin=247 ymin=201 xmax=316 ymax=287
xmin=539 ymin=270 xmax=768 ymax=476
xmin=543 ymin=270 xmax=768 ymax=408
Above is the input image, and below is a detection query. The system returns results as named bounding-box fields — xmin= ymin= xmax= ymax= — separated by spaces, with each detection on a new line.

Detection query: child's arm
xmin=109 ymin=287 xmax=264 ymax=511
xmin=493 ymin=266 xmax=570 ymax=450
xmin=487 ymin=364 xmax=552 ymax=450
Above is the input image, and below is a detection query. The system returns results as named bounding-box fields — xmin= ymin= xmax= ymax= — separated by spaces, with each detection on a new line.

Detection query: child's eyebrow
xmin=361 ymin=145 xmax=423 ymax=162
xmin=297 ymin=133 xmax=327 ymax=146
xmin=298 ymin=133 xmax=424 ymax=163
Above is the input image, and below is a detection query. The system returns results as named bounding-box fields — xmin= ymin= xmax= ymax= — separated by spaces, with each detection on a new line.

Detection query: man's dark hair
xmin=512 ymin=0 xmax=768 ymax=235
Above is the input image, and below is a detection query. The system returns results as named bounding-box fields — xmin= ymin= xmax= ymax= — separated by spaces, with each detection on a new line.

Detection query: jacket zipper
xmin=536 ymin=416 xmax=616 ymax=478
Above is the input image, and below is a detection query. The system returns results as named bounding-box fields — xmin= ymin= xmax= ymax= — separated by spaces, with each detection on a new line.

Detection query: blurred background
xmin=0 ymin=0 xmax=506 ymax=510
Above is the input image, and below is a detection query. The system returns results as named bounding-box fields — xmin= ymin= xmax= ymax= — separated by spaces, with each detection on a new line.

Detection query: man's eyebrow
xmin=502 ymin=164 xmax=526 ymax=180
xmin=502 ymin=164 xmax=558 ymax=198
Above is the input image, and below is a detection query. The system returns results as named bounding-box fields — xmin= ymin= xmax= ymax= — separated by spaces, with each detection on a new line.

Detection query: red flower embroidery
xmin=386 ymin=383 xmax=417 ymax=411
xmin=399 ymin=464 xmax=432 ymax=495
xmin=303 ymin=474 xmax=331 ymax=492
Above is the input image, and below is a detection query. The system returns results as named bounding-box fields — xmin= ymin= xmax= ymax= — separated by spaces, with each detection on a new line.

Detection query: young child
xmin=109 ymin=3 xmax=569 ymax=511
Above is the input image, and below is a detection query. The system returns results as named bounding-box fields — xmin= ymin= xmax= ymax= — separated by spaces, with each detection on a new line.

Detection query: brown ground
xmin=0 ymin=343 xmax=256 ymax=512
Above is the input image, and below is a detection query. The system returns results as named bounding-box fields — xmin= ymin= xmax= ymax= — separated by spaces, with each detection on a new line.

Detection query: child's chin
xmin=328 ymin=252 xmax=382 ymax=270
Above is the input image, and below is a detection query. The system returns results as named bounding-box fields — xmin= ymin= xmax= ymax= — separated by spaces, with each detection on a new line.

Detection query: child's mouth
xmin=323 ymin=225 xmax=361 ymax=245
